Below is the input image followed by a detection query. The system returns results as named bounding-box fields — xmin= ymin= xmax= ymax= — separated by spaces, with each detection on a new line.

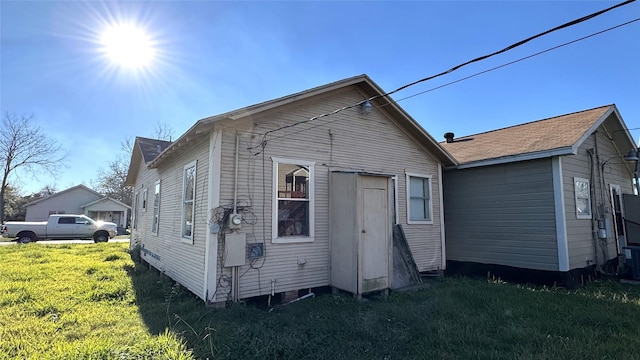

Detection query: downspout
xmin=232 ymin=133 xmax=240 ymax=301
xmin=634 ymin=145 xmax=640 ymax=195
xmin=594 ymin=133 xmax=610 ymax=268
xmin=587 ymin=147 xmax=600 ymax=268
xmin=233 ymin=134 xmax=240 ymax=214
xmin=204 ymin=130 xmax=222 ymax=303
xmin=438 ymin=164 xmax=446 ymax=270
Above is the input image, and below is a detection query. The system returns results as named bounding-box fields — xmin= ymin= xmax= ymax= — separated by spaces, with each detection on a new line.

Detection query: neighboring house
xmin=125 ymin=75 xmax=457 ymax=305
xmin=441 ymin=105 xmax=638 ymax=284
xmin=24 ymin=184 xmax=131 ymax=229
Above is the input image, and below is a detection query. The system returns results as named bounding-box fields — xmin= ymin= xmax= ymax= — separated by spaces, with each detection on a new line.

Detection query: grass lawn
xmin=1 ymin=243 xmax=640 ymax=359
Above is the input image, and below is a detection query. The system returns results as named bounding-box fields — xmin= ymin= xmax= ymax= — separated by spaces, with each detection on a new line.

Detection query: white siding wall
xmin=444 ymin=159 xmax=559 ymax=271
xmin=562 ymin=128 xmax=634 ymax=270
xmin=25 ymin=187 xmax=102 ymax=221
xmin=132 ymin=136 xmax=210 ymax=299
xmin=214 ymin=88 xmax=444 ymax=301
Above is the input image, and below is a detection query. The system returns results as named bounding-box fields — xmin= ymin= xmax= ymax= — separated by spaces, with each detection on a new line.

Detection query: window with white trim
xmin=272 ymin=158 xmax=314 ymax=243
xmin=574 ymin=177 xmax=592 ymax=219
xmin=406 ymin=173 xmax=433 ymax=224
xmin=181 ymin=161 xmax=197 ymax=241
xmin=151 ymin=180 xmax=160 ymax=235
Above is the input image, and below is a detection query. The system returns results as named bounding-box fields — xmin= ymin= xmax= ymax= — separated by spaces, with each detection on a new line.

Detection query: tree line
xmin=0 ymin=112 xmax=173 ymax=223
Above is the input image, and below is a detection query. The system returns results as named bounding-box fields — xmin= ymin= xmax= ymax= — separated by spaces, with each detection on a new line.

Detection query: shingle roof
xmin=136 ymin=137 xmax=172 ymax=164
xmin=440 ymin=105 xmax=615 ymax=166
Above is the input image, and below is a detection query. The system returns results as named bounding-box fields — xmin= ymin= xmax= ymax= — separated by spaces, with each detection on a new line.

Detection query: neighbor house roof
xmin=82 ymin=197 xmax=131 ymax=210
xmin=145 ymin=74 xmax=457 ymax=169
xmin=24 ymin=184 xmax=102 ymax=207
xmin=440 ymin=104 xmax=635 ymax=169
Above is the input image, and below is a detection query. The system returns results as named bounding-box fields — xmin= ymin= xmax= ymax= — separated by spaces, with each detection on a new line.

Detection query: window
xmin=272 ymin=157 xmax=314 ymax=243
xmin=181 ymin=161 xmax=197 ymax=241
xmin=152 ymin=181 xmax=160 ymax=235
xmin=58 ymin=217 xmax=75 ymax=224
xmin=142 ymin=188 xmax=148 ymax=211
xmin=132 ymin=191 xmax=139 ymax=230
xmin=574 ymin=177 xmax=591 ymax=219
xmin=75 ymin=216 xmax=93 ymax=225
xmin=406 ymin=173 xmax=433 ymax=224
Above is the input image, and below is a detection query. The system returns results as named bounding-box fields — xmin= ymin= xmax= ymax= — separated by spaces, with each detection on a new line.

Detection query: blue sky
xmin=1 ymin=1 xmax=639 ymax=195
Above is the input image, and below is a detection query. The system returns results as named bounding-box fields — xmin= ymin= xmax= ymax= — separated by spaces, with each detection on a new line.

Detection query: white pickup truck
xmin=1 ymin=214 xmax=118 ymax=243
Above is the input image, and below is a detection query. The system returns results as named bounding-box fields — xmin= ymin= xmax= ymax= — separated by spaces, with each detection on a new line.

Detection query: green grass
xmin=1 ymin=243 xmax=640 ymax=359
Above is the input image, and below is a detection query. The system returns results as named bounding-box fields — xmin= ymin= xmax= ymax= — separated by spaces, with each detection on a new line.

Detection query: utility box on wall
xmin=330 ymin=172 xmax=393 ymax=296
xmin=224 ymin=233 xmax=247 ymax=267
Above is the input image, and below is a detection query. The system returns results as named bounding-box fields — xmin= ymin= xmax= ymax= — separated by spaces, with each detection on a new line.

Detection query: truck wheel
xmin=93 ymin=232 xmax=109 ymax=243
xmin=17 ymin=233 xmax=35 ymax=244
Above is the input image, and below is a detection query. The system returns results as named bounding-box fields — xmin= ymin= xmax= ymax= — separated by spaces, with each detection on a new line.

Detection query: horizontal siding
xmin=444 ymin=159 xmax=559 ymax=271
xmin=212 ymin=88 xmax=445 ymax=300
xmin=563 ymin=126 xmax=634 ymax=270
xmin=132 ymin=135 xmax=210 ymax=300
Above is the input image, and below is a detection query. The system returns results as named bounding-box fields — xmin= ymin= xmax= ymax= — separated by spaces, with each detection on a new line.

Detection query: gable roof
xmin=145 ymin=74 xmax=457 ymax=169
xmin=440 ymin=104 xmax=636 ymax=169
xmin=125 ymin=137 xmax=173 ymax=186
xmin=24 ymin=184 xmax=102 ymax=207
xmin=82 ymin=196 xmax=131 ymax=210
xmin=137 ymin=137 xmax=173 ymax=163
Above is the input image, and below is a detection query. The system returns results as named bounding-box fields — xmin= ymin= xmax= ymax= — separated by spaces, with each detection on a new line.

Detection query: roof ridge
xmin=136 ymin=136 xmax=173 ymax=144
xmin=449 ymin=104 xmax=614 ymax=140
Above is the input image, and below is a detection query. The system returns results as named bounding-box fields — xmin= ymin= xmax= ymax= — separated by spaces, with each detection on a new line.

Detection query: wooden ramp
xmin=391 ymin=224 xmax=422 ymax=289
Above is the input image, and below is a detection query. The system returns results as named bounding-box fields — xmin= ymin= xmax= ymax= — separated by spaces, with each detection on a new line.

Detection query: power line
xmin=394 ymin=17 xmax=640 ymax=104
xmin=380 ymin=0 xmax=635 ymax=100
xmin=251 ymin=0 xmax=636 ymax=153
xmin=266 ymin=17 xmax=640 ymax=145
xmin=265 ymin=17 xmax=639 ymax=143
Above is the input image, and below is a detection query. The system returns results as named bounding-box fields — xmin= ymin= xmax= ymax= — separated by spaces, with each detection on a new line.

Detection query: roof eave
xmin=455 ymin=146 xmax=575 ymax=169
xmin=125 ymin=140 xmax=144 ymax=186
xmin=147 ymin=74 xmax=457 ymax=169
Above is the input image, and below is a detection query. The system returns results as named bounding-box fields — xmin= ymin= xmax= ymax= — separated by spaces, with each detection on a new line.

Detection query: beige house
xmin=125 ymin=75 xmax=456 ymax=305
xmin=441 ymin=105 xmax=638 ymax=284
xmin=24 ymin=184 xmax=130 ymax=229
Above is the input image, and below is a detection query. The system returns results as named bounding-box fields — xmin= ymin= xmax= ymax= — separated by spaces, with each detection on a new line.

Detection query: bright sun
xmin=101 ymin=23 xmax=155 ymax=68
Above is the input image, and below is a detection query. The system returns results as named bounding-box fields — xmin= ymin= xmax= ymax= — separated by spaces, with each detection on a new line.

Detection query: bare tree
xmin=3 ymin=184 xmax=57 ymax=221
xmin=93 ymin=122 xmax=173 ymax=207
xmin=0 ymin=113 xmax=66 ymax=223
xmin=92 ymin=139 xmax=134 ymax=205
xmin=154 ymin=121 xmax=174 ymax=141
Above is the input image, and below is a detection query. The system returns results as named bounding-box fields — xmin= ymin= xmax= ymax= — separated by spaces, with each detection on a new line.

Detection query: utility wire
xmin=266 ymin=17 xmax=639 ymax=144
xmin=250 ymin=0 xmax=636 ymax=153
xmin=394 ymin=18 xmax=640 ymax=103
xmin=378 ymin=0 xmax=635 ymax=100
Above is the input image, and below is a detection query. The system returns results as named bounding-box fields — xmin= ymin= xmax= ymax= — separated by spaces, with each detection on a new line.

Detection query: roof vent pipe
xmin=444 ymin=132 xmax=455 ymax=143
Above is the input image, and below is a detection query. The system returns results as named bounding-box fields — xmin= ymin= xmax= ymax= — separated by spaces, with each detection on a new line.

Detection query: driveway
xmin=0 ymin=238 xmax=130 ymax=246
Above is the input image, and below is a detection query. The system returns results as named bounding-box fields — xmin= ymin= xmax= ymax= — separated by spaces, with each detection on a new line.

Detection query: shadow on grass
xmin=124 ymin=249 xmax=234 ymax=358
xmin=122 ymin=244 xmax=640 ymax=360
xmin=124 ymin=260 xmax=195 ymax=335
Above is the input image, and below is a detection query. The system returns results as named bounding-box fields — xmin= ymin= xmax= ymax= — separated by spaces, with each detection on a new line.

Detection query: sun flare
xmin=101 ymin=23 xmax=155 ymax=68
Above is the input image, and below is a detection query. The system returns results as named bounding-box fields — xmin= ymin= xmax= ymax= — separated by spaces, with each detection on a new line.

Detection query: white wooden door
xmin=360 ymin=177 xmax=389 ymax=292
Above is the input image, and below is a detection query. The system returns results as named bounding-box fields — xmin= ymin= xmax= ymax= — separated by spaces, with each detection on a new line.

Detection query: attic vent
xmin=156 ymin=145 xmax=161 ymax=154
xmin=444 ymin=132 xmax=455 ymax=143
